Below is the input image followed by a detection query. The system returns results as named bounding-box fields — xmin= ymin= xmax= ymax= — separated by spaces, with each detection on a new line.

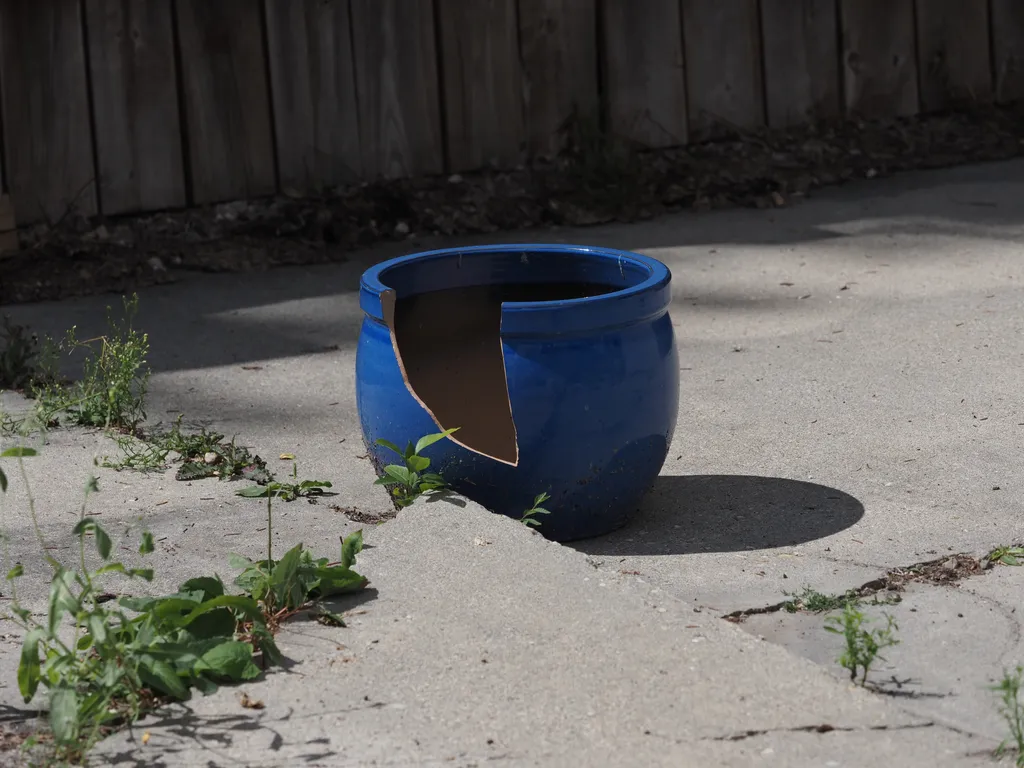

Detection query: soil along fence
xmin=0 ymin=0 xmax=1022 ymax=228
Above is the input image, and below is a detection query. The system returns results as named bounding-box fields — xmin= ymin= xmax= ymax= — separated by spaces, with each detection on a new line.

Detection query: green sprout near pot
xmin=374 ymin=428 xmax=458 ymax=507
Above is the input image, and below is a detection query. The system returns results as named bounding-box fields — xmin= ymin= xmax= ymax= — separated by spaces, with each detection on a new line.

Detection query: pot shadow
xmin=572 ymin=474 xmax=864 ymax=556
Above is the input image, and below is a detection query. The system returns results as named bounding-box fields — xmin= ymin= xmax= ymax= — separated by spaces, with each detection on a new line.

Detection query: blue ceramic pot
xmin=355 ymin=244 xmax=678 ymax=541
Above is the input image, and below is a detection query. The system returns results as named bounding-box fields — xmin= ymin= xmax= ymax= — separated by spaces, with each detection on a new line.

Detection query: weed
xmin=824 ymin=604 xmax=900 ymax=686
xmin=992 ymin=666 xmax=1024 ymax=766
xmin=989 ymin=546 xmax=1024 ymax=567
xmin=782 ymin=586 xmax=900 ymax=614
xmin=374 ymin=428 xmax=458 ymax=507
xmin=0 ymin=316 xmax=39 ymax=390
xmin=34 ymin=294 xmax=150 ymax=432
xmin=231 ymin=475 xmax=366 ymax=629
xmin=236 ymin=456 xmax=332 ymax=502
xmin=519 ymin=492 xmax=552 ymax=527
xmin=101 ymin=433 xmax=173 ymax=472
xmin=2 ymin=448 xmax=281 ymax=763
xmin=176 ymin=435 xmax=270 ymax=484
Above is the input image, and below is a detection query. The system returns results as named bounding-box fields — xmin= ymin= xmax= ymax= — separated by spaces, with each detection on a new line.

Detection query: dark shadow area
xmin=103 ymin=707 xmax=340 ymax=767
xmin=6 ymin=157 xmax=1024 ymax=377
xmin=572 ymin=474 xmax=864 ymax=556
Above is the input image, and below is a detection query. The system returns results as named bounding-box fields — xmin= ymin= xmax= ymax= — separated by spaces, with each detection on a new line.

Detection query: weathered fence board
xmin=601 ymin=0 xmax=687 ymax=147
xmin=517 ymin=0 xmax=598 ymax=156
xmin=265 ymin=0 xmax=361 ymax=192
xmin=175 ymin=0 xmax=276 ymax=205
xmin=682 ymin=0 xmax=764 ymax=139
xmin=760 ymin=0 xmax=840 ymax=127
xmin=438 ymin=0 xmax=525 ymax=171
xmin=841 ymin=0 xmax=919 ymax=118
xmin=992 ymin=0 xmax=1024 ymax=102
xmin=0 ymin=0 xmax=96 ymax=223
xmin=85 ymin=0 xmax=186 ymax=214
xmin=915 ymin=0 xmax=991 ymax=111
xmin=350 ymin=0 xmax=444 ymax=179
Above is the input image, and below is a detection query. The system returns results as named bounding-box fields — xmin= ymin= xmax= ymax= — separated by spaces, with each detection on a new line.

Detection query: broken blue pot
xmin=355 ymin=244 xmax=679 ymax=541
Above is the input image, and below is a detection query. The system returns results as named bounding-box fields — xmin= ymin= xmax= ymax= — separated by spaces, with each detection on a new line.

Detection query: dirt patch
xmin=332 ymin=505 xmax=397 ymax=525
xmin=4 ymin=104 xmax=1024 ymax=306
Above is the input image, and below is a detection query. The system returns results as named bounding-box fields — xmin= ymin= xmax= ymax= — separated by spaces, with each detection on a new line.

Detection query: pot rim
xmin=359 ymin=244 xmax=672 ymax=336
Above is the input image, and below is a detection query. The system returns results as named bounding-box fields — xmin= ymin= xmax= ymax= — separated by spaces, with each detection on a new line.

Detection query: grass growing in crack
xmin=782 ymin=586 xmax=900 ymax=614
xmin=374 ymin=428 xmax=458 ymax=507
xmin=519 ymin=492 xmax=552 ymax=528
xmin=824 ymin=604 xmax=900 ymax=686
xmin=236 ymin=455 xmax=332 ymax=502
xmin=34 ymin=294 xmax=150 ymax=432
xmin=993 ymin=666 xmax=1024 ymax=766
xmin=2 ymin=440 xmax=365 ymax=763
xmin=988 ymin=546 xmax=1024 ymax=567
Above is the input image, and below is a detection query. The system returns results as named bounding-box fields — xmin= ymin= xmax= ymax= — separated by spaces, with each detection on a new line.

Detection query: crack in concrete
xmin=707 ymin=720 xmax=937 ymax=742
xmin=722 ymin=550 xmax=1006 ymax=623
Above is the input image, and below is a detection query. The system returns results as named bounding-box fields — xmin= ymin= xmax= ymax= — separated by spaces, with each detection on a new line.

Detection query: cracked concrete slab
xmin=3 ymin=159 xmax=1024 ymax=765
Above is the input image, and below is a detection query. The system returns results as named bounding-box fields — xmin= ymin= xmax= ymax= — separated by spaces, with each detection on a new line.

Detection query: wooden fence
xmin=1 ymin=0 xmax=1023 ymax=229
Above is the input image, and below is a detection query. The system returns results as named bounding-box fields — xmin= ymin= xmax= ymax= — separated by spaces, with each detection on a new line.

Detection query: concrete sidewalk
xmin=3 ymin=159 xmax=1024 ymax=766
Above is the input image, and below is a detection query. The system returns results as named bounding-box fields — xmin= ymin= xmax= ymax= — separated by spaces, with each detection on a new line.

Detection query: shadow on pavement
xmin=573 ymin=474 xmax=864 ymax=556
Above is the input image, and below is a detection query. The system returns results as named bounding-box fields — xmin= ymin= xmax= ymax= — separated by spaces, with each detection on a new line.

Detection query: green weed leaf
xmin=195 ymin=640 xmax=261 ymax=681
xmin=0 ymin=446 xmax=37 ymax=457
xmin=139 ymin=531 xmax=155 ymax=555
xmin=18 ymin=628 xmax=44 ymax=702
xmin=414 ymin=428 xmax=459 ymax=454
xmin=6 ymin=563 xmax=23 ymax=580
xmin=406 ymin=454 xmax=430 ymax=472
xmin=236 ymin=485 xmax=270 ymax=498
xmin=49 ymin=688 xmax=79 ymax=745
xmin=139 ymin=655 xmax=189 ymax=700
xmin=341 ymin=530 xmax=363 ymax=570
xmin=374 ymin=438 xmax=403 ymax=456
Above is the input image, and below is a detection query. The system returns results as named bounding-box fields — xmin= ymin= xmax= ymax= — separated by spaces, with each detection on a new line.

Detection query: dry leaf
xmin=280 ymin=453 xmax=296 ymax=460
xmin=240 ymin=692 xmax=265 ymax=710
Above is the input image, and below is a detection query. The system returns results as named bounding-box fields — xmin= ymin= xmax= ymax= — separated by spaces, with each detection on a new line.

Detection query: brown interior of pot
xmin=382 ymin=281 xmax=614 ymax=464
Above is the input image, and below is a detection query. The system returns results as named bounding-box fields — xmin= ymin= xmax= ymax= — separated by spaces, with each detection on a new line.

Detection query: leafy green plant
xmin=824 ymin=604 xmax=900 ymax=686
xmin=993 ymin=666 xmax=1024 ymax=766
xmin=0 ymin=315 xmax=39 ymax=390
xmin=34 ymin=294 xmax=150 ymax=432
xmin=2 ymin=448 xmax=280 ymax=763
xmin=236 ymin=457 xmax=331 ymax=502
xmin=989 ymin=546 xmax=1024 ymax=567
xmin=231 ymin=470 xmax=366 ymax=628
xmin=374 ymin=428 xmax=458 ymax=507
xmin=176 ymin=435 xmax=270 ymax=484
xmin=519 ymin=492 xmax=552 ymax=527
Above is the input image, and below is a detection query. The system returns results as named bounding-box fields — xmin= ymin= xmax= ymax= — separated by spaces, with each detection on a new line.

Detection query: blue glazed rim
xmin=359 ymin=244 xmax=672 ymax=337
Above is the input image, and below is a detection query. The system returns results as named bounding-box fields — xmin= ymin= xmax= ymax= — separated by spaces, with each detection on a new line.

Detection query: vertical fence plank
xmin=601 ymin=0 xmax=687 ymax=147
xmin=350 ymin=0 xmax=443 ymax=179
xmin=0 ymin=0 xmax=96 ymax=224
xmin=265 ymin=0 xmax=361 ymax=193
xmin=85 ymin=0 xmax=186 ymax=215
xmin=915 ymin=0 xmax=991 ymax=111
xmin=992 ymin=0 xmax=1024 ymax=102
xmin=760 ymin=0 xmax=840 ymax=128
xmin=841 ymin=0 xmax=919 ymax=118
xmin=175 ymin=0 xmax=276 ymax=205
xmin=438 ymin=0 xmax=524 ymax=172
xmin=682 ymin=0 xmax=764 ymax=139
xmin=517 ymin=0 xmax=598 ymax=157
